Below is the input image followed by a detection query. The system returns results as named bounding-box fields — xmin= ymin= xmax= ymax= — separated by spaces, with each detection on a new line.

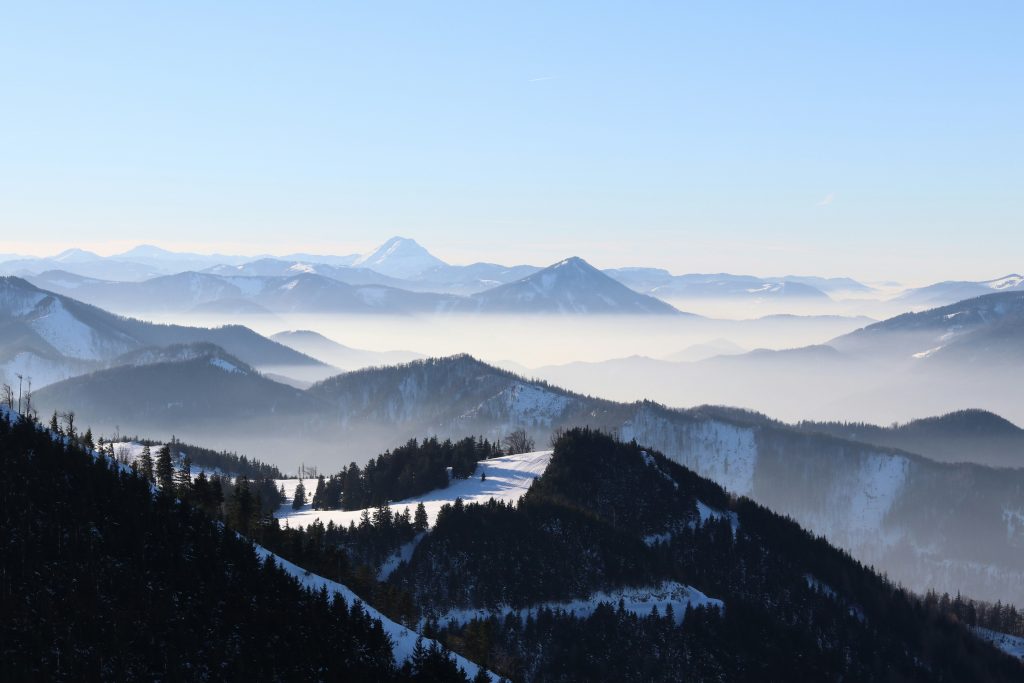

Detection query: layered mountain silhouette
xmin=30 ymin=351 xmax=1024 ymax=606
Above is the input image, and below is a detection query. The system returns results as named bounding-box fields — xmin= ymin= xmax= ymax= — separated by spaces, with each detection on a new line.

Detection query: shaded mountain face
xmin=462 ymin=257 xmax=684 ymax=314
xmin=0 ymin=277 xmax=329 ymax=388
xmin=34 ymin=348 xmax=324 ymax=429
xmin=352 ymin=236 xmax=447 ymax=279
xmin=797 ymin=410 xmax=1024 ymax=469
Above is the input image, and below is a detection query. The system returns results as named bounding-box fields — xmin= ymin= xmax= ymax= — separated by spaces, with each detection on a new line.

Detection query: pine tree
xmin=139 ymin=444 xmax=155 ymax=483
xmin=414 ymin=501 xmax=429 ymax=532
xmin=48 ymin=411 xmax=59 ymax=435
xmin=292 ymin=480 xmax=306 ymax=510
xmin=175 ymin=455 xmax=193 ymax=497
xmin=82 ymin=428 xmax=94 ymax=452
xmin=311 ymin=475 xmax=326 ymax=509
xmin=155 ymin=444 xmax=174 ymax=493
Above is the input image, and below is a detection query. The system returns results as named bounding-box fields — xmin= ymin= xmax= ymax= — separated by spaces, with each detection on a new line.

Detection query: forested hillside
xmin=0 ymin=409 xmax=481 ymax=681
xmin=387 ymin=429 xmax=1023 ymax=681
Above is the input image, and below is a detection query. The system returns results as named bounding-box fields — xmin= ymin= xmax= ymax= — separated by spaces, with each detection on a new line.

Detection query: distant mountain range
xmin=26 ymin=255 xmax=682 ymax=316
xmin=604 ymin=269 xmax=834 ymax=300
xmin=10 ymin=236 xmax=1015 ymax=312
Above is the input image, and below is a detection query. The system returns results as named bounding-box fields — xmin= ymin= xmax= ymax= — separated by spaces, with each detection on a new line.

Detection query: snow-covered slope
xmin=276 ymin=450 xmax=552 ymax=529
xmin=0 ymin=276 xmax=329 ymax=388
xmin=353 ymin=236 xmax=448 ymax=279
xmin=251 ymin=544 xmax=497 ymax=680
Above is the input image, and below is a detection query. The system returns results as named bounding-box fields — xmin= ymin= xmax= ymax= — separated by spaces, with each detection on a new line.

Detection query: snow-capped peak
xmin=352 ymin=236 xmax=447 ymax=279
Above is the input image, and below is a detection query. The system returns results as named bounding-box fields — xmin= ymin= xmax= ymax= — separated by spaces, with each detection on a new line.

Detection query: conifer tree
xmin=292 ymin=480 xmax=306 ymax=509
xmin=139 ymin=444 xmax=155 ymax=483
xmin=414 ymin=501 xmax=429 ymax=532
xmin=48 ymin=411 xmax=59 ymax=435
xmin=82 ymin=428 xmax=94 ymax=452
xmin=175 ymin=456 xmax=193 ymax=497
xmin=311 ymin=474 xmax=326 ymax=509
xmin=155 ymin=444 xmax=174 ymax=492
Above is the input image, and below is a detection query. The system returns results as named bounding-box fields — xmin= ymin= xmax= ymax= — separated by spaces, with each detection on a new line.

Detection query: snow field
xmin=275 ymin=450 xmax=553 ymax=529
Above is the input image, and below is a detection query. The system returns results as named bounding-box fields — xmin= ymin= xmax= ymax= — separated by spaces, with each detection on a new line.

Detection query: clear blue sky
xmin=1 ymin=2 xmax=1021 ymax=282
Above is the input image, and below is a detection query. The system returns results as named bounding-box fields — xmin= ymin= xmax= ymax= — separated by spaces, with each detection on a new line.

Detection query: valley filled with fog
xmin=132 ymin=306 xmax=1022 ymax=428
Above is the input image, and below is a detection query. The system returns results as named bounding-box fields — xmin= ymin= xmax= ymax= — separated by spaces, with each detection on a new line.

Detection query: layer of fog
xmin=115 ymin=308 xmax=1024 ymax=464
xmin=145 ymin=311 xmax=873 ymax=368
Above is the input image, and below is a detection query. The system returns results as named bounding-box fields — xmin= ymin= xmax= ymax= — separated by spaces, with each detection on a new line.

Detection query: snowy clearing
xmin=275 ymin=450 xmax=552 ymax=529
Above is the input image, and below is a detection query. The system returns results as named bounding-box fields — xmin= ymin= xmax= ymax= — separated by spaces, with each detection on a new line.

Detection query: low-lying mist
xmin=145 ymin=311 xmax=871 ymax=368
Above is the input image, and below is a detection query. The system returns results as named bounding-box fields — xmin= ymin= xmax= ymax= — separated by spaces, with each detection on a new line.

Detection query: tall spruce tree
xmin=292 ymin=480 xmax=306 ymax=509
xmin=139 ymin=444 xmax=155 ymax=483
xmin=155 ymin=444 xmax=174 ymax=493
xmin=414 ymin=502 xmax=429 ymax=532
xmin=175 ymin=456 xmax=193 ymax=497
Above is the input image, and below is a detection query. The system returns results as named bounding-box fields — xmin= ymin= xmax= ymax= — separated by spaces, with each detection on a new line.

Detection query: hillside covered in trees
xmin=0 ymin=409 xmax=482 ymax=681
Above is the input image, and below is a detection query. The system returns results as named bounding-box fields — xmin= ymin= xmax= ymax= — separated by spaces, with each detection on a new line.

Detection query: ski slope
xmin=276 ymin=449 xmax=552 ymax=529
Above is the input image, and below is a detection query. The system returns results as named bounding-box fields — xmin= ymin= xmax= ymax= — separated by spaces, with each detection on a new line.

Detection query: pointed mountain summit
xmin=353 ymin=236 xmax=447 ymax=279
xmin=465 ymin=256 xmax=685 ymax=314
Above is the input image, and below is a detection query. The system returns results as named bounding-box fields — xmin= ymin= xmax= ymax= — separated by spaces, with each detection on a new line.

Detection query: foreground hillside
xmin=0 ymin=409 xmax=489 ymax=681
xmin=288 ymin=428 xmax=1023 ymax=680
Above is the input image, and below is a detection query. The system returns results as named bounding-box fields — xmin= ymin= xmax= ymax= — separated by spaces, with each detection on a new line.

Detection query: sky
xmin=1 ymin=2 xmax=1021 ymax=283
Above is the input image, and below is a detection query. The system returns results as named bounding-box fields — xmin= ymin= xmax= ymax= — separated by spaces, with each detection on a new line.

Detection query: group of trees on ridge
xmin=295 ymin=436 xmax=503 ymax=512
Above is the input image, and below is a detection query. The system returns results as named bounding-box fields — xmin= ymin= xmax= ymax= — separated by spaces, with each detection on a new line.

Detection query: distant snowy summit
xmin=352 ymin=236 xmax=447 ymax=279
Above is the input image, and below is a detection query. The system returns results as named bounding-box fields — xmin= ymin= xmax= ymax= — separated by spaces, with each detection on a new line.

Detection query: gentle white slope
xmin=276 ymin=450 xmax=552 ymax=529
xmin=252 ymin=544 xmax=497 ymax=680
